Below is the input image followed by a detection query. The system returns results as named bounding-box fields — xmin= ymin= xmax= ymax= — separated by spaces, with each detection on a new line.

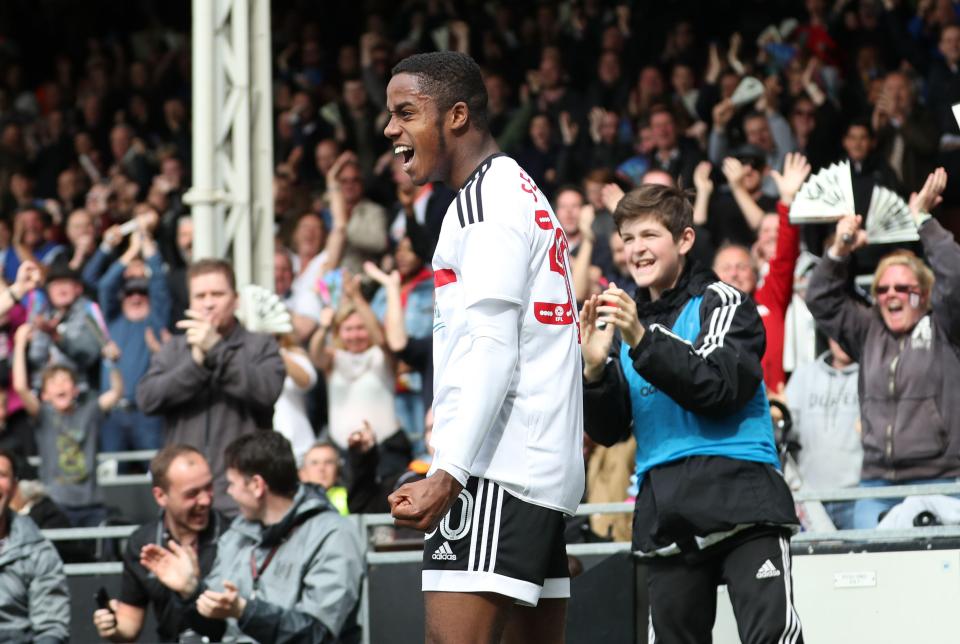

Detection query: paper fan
xmin=788 ymin=161 xmax=855 ymax=223
xmin=730 ymin=76 xmax=764 ymax=108
xmin=864 ymin=186 xmax=918 ymax=244
xmin=237 ymin=284 xmax=293 ymax=335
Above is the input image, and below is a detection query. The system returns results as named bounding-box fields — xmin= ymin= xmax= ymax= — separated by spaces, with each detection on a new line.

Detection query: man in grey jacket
xmin=806 ymin=168 xmax=960 ymax=528
xmin=28 ymin=263 xmax=106 ymax=393
xmin=137 ymin=259 xmax=286 ymax=515
xmin=141 ymin=432 xmax=364 ymax=643
xmin=0 ymin=448 xmax=70 ymax=644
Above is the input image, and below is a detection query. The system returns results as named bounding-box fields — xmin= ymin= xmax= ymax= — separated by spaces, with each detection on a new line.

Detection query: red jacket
xmin=754 ymin=201 xmax=800 ymax=391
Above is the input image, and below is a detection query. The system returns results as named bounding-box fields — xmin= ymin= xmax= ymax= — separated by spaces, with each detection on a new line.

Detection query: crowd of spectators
xmin=2 ymin=0 xmax=960 ymax=639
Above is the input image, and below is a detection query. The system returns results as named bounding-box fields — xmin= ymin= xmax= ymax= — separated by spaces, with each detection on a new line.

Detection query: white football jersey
xmin=429 ymin=153 xmax=584 ymax=515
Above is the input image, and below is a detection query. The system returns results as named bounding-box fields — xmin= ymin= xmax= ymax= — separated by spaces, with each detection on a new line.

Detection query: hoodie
xmin=785 ymin=351 xmax=862 ymax=490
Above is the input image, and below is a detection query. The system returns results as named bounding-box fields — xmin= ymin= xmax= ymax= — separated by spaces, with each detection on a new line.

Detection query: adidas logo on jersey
xmin=432 ymin=541 xmax=457 ymax=561
xmin=755 ymin=559 xmax=781 ymax=579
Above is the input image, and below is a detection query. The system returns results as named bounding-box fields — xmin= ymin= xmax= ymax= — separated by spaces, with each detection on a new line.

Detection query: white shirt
xmin=327 ymin=346 xmax=398 ymax=449
xmin=273 ymin=348 xmax=318 ymax=465
xmin=287 ymin=251 xmax=328 ymax=322
xmin=429 ymin=153 xmax=584 ymax=515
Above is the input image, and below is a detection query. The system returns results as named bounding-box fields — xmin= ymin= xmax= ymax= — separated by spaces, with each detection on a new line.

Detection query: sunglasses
xmin=875 ymin=283 xmax=919 ymax=295
xmin=735 ymin=157 xmax=765 ymax=171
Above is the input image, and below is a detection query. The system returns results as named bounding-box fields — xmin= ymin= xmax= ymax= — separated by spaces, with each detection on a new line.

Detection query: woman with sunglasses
xmin=806 ymin=167 xmax=960 ymax=528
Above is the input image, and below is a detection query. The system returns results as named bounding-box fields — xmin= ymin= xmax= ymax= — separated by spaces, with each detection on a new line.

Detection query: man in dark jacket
xmin=136 ymin=259 xmax=285 ymax=515
xmin=581 ymin=184 xmax=801 ymax=642
xmin=140 ymin=432 xmax=363 ymax=644
xmin=0 ymin=448 xmax=70 ymax=644
xmin=93 ymin=445 xmax=226 ymax=642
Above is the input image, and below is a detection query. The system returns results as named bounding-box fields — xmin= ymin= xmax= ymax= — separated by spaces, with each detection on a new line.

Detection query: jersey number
xmin=520 ymin=171 xmax=580 ymax=342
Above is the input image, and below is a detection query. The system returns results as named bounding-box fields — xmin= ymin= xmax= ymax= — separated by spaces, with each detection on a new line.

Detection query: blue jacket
xmin=98 ymin=252 xmax=171 ymax=400
xmin=620 ymin=294 xmax=778 ymax=481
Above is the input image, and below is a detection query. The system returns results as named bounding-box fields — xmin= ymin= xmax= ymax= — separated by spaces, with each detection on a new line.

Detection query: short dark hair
xmin=391 ymin=52 xmax=489 ymax=131
xmin=554 ymin=184 xmax=584 ymax=205
xmin=845 ymin=117 xmax=874 ymax=138
xmin=613 ymin=183 xmax=693 ymax=241
xmin=151 ymin=444 xmax=205 ymax=492
xmin=187 ymin=258 xmax=236 ymax=293
xmin=0 ymin=448 xmax=19 ymax=481
xmin=225 ymin=432 xmax=299 ymax=498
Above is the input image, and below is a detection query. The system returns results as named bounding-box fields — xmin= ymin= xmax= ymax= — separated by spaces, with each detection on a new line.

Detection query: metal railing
xmin=43 ymin=481 xmax=960 ymax=573
xmin=44 ymin=478 xmax=960 ymax=644
xmin=27 ymin=449 xmax=158 ymax=467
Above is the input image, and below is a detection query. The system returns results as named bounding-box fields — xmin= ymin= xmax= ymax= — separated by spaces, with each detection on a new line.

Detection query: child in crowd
xmin=12 ymin=323 xmax=123 ymax=527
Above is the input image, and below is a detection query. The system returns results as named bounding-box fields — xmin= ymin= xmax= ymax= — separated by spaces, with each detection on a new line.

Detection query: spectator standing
xmin=275 ymin=249 xmax=322 ymax=345
xmin=140 ymin=432 xmax=364 ymax=643
xmin=4 ymin=208 xmax=62 ymax=283
xmin=710 ymin=103 xmax=796 ymax=199
xmin=694 ymin=151 xmax=778 ymax=249
xmin=927 ymin=24 xmax=960 ymax=207
xmin=28 ymin=264 xmax=107 ymax=393
xmin=784 ymin=338 xmax=862 ymax=530
xmin=872 ymin=71 xmax=938 ymax=192
xmin=136 ymin=259 xmax=286 ymax=515
xmin=13 ymin=324 xmax=123 ymax=527
xmin=712 ymin=153 xmax=811 ymax=391
xmin=0 ymin=260 xmax=42 ymax=457
xmin=370 ymin=238 xmax=433 ymax=448
xmin=807 ymin=168 xmax=960 ymax=528
xmin=328 ymin=154 xmax=389 ymax=276
xmin=97 ymin=214 xmax=171 ymax=455
xmin=46 ymin=208 xmax=98 ymax=278
xmin=93 ymin=446 xmax=226 ymax=643
xmin=273 ymin=330 xmax=319 ymax=466
xmin=309 ymin=271 xmax=399 ymax=451
xmin=0 ymin=448 xmax=70 ymax=644
xmin=647 ymin=106 xmax=704 ymax=190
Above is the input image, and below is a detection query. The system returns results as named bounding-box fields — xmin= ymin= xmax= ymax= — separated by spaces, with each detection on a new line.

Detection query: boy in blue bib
xmin=581 ymin=183 xmax=802 ymax=644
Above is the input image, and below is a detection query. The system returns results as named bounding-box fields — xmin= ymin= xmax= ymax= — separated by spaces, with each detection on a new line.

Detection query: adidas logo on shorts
xmin=755 ymin=559 xmax=781 ymax=579
xmin=432 ymin=541 xmax=457 ymax=561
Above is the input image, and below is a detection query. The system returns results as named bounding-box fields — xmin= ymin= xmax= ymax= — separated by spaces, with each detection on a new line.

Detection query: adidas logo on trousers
xmin=755 ymin=559 xmax=781 ymax=579
xmin=432 ymin=541 xmax=457 ymax=561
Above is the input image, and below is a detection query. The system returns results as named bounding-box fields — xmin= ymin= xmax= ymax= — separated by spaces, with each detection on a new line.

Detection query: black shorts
xmin=422 ymin=477 xmax=569 ymax=606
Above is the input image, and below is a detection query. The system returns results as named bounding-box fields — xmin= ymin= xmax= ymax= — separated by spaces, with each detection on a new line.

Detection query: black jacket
xmin=584 ymin=261 xmax=767 ymax=445
xmin=583 ymin=261 xmax=797 ymax=554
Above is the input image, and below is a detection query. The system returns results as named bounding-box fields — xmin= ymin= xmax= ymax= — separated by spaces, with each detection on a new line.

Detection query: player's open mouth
xmin=395 ymin=145 xmax=415 ymax=170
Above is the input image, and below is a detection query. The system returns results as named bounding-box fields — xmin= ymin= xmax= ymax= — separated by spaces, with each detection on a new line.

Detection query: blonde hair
xmin=871 ymin=250 xmax=934 ymax=309
xmin=330 ymin=303 xmax=360 ymax=350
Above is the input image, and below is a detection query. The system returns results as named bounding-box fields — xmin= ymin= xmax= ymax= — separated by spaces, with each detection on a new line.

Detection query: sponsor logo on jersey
xmin=534 ymin=301 xmax=573 ymax=325
xmin=534 ymin=209 xmax=554 ymax=230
